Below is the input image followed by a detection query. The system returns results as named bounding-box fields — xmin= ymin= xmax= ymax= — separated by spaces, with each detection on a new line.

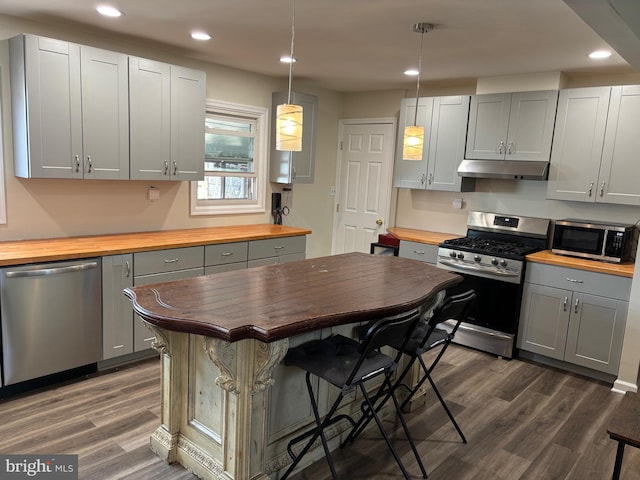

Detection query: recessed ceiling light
xmin=404 ymin=69 xmax=419 ymax=76
xmin=191 ymin=32 xmax=211 ymax=41
xmin=96 ymin=5 xmax=123 ymax=17
xmin=280 ymin=56 xmax=296 ymax=63
xmin=588 ymin=50 xmax=612 ymax=59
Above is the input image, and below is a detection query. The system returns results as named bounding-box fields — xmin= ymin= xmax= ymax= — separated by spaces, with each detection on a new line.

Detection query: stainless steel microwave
xmin=551 ymin=219 xmax=638 ymax=263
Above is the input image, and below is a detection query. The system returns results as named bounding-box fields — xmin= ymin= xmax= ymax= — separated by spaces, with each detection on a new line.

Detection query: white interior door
xmin=332 ymin=119 xmax=396 ymax=254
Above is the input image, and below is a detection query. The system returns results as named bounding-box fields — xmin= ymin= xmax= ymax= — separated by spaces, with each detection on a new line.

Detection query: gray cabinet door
xmin=599 ymin=85 xmax=640 ymax=205
xmin=547 ymin=87 xmax=611 ymax=201
xmin=80 ymin=46 xmax=129 ymax=179
xmin=466 ymin=91 xmax=557 ymax=162
xmin=427 ymin=95 xmax=471 ymax=191
xmin=465 ymin=93 xmax=511 ymax=160
xmin=565 ymin=293 xmax=628 ymax=374
xmin=102 ymin=254 xmax=134 ymax=360
xmin=129 ymin=57 xmax=171 ymax=180
xmin=170 ymin=66 xmax=206 ymax=180
xmin=393 ymin=97 xmax=433 ymax=189
xmin=11 ymin=35 xmax=82 ymax=178
xmin=518 ymin=283 xmax=571 ymax=360
xmin=270 ymin=91 xmax=318 ymax=184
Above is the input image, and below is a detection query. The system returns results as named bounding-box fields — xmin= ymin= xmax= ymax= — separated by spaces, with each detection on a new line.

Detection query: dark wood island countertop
xmin=125 ymin=252 xmax=462 ymax=343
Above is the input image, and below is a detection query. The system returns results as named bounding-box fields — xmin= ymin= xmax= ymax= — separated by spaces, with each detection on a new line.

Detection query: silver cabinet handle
xmin=497 ymin=140 xmax=505 ymax=154
xmin=420 ymin=173 xmax=426 ymax=185
xmin=427 ymin=173 xmax=433 ymax=185
xmin=566 ymin=277 xmax=584 ymax=283
xmin=75 ymin=155 xmax=81 ymax=172
xmin=125 ymin=260 xmax=131 ymax=278
xmin=413 ymin=250 xmax=425 ymax=255
xmin=563 ymin=296 xmax=568 ymax=312
xmin=292 ymin=166 xmax=297 ymax=180
xmin=507 ymin=141 xmax=514 ymax=154
xmin=173 ymin=161 xmax=178 ymax=176
xmin=87 ymin=155 xmax=92 ymax=173
xmin=600 ymin=181 xmax=606 ymax=197
xmin=163 ymin=258 xmax=180 ymax=263
xmin=164 ymin=160 xmax=169 ymax=175
xmin=588 ymin=182 xmax=594 ymax=197
xmin=274 ymin=245 xmax=284 ymax=250
xmin=221 ymin=252 xmax=234 ymax=257
xmin=574 ymin=298 xmax=580 ymax=314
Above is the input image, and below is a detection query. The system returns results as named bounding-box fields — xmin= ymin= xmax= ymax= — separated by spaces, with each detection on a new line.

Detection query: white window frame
xmin=190 ymin=99 xmax=268 ymax=215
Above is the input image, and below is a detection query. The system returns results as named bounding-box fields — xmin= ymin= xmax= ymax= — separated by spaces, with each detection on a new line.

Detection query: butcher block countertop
xmin=387 ymin=227 xmax=460 ymax=245
xmin=526 ymin=250 xmax=635 ymax=278
xmin=0 ymin=224 xmax=311 ymax=267
xmin=387 ymin=226 xmax=635 ymax=278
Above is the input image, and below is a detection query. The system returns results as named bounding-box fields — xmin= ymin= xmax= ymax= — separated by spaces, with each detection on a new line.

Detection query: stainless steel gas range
xmin=436 ymin=211 xmax=550 ymax=358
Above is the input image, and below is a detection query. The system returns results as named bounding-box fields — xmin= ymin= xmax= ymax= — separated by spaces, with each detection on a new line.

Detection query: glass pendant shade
xmin=276 ymin=103 xmax=303 ymax=151
xmin=402 ymin=125 xmax=424 ymax=160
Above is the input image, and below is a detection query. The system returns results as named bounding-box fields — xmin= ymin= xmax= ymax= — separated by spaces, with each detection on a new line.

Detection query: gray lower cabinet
xmin=102 ymin=254 xmax=134 ymax=360
xmin=398 ymin=240 xmax=438 ymax=265
xmin=133 ymin=246 xmax=205 ymax=351
xmin=518 ymin=263 xmax=630 ymax=375
xmin=102 ymin=236 xmax=306 ymax=360
xmin=247 ymin=236 xmax=306 ymax=267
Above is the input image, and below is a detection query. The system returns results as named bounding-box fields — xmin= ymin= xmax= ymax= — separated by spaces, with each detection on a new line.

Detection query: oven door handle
xmin=438 ymin=259 xmax=520 ymax=277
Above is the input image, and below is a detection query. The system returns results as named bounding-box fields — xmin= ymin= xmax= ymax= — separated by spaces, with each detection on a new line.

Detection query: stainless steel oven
xmin=436 ymin=211 xmax=550 ymax=358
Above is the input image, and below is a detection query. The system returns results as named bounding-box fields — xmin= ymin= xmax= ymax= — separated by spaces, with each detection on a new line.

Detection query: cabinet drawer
xmin=248 ymin=236 xmax=306 ymax=260
xmin=525 ymin=263 xmax=631 ymax=301
xmin=205 ymin=242 xmax=248 ymax=266
xmin=248 ymin=252 xmax=305 ymax=268
xmin=205 ymin=262 xmax=247 ymax=275
xmin=398 ymin=240 xmax=438 ymax=264
xmin=134 ymin=246 xmax=204 ymax=276
xmin=134 ymin=267 xmax=204 ymax=286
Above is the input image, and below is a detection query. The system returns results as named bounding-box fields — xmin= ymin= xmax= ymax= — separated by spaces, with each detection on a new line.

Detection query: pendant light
xmin=276 ymin=0 xmax=303 ymax=151
xmin=402 ymin=22 xmax=433 ymax=161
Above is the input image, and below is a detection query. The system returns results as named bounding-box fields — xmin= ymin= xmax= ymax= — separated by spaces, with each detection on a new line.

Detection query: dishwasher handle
xmin=4 ymin=261 xmax=99 ymax=278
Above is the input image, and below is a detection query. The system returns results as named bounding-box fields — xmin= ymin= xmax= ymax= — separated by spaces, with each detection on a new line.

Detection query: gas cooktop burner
xmin=441 ymin=237 xmax=541 ymax=259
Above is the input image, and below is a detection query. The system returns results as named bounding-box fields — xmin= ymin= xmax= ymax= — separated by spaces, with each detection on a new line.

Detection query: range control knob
xmin=473 ymin=255 xmax=481 ymax=262
xmin=500 ymin=259 xmax=508 ymax=267
xmin=449 ymin=251 xmax=457 ymax=258
xmin=491 ymin=258 xmax=499 ymax=266
xmin=457 ymin=252 xmax=465 ymax=259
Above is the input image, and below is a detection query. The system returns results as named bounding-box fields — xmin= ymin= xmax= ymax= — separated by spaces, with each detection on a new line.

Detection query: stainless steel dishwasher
xmin=0 ymin=258 xmax=102 ymax=386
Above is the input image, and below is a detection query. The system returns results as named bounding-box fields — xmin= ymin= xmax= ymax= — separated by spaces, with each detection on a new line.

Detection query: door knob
xmin=376 ymin=219 xmax=383 ymax=226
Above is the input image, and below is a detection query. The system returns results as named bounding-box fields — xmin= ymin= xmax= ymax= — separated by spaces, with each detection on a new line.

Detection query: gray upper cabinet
xmin=465 ymin=91 xmax=558 ymax=161
xmin=270 ymin=91 xmax=318 ymax=184
xmin=393 ymin=95 xmax=474 ymax=192
xmin=129 ymin=58 xmax=206 ymax=181
xmin=10 ymin=34 xmax=129 ymax=179
xmin=548 ymin=85 xmax=640 ymax=205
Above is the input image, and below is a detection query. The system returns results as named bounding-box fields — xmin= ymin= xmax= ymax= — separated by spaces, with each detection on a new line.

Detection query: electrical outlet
xmin=329 ymin=186 xmax=336 ymax=196
xmin=148 ymin=187 xmax=160 ymax=201
xmin=452 ymin=198 xmax=463 ymax=209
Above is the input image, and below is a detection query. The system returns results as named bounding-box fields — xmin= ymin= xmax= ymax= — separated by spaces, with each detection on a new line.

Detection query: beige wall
xmin=0 ymin=14 xmax=341 ymax=259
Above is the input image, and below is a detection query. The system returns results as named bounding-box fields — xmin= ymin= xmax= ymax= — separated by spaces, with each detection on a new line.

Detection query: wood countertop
xmin=125 ymin=252 xmax=462 ymax=342
xmin=388 ymin=226 xmax=635 ymax=278
xmin=387 ymin=227 xmax=460 ymax=246
xmin=526 ymin=250 xmax=635 ymax=278
xmin=0 ymin=224 xmax=311 ymax=267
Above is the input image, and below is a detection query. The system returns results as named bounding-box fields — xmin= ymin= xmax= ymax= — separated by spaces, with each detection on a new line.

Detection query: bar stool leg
xmin=612 ymin=441 xmax=625 ymax=480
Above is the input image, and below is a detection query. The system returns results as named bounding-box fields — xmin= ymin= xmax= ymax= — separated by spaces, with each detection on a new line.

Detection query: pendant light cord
xmin=287 ymin=0 xmax=296 ymax=105
xmin=413 ymin=28 xmax=425 ymax=126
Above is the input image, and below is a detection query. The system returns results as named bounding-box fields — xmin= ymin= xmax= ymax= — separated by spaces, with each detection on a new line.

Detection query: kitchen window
xmin=190 ymin=100 xmax=268 ymax=215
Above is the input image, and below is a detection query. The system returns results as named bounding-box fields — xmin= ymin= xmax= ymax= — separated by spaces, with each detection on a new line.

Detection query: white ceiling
xmin=0 ymin=0 xmax=638 ymax=92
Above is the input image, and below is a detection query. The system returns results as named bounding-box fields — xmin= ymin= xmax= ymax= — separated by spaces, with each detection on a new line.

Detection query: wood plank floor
xmin=0 ymin=346 xmax=638 ymax=480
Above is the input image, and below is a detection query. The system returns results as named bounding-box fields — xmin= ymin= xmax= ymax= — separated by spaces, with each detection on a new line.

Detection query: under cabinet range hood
xmin=457 ymin=159 xmax=550 ymax=180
